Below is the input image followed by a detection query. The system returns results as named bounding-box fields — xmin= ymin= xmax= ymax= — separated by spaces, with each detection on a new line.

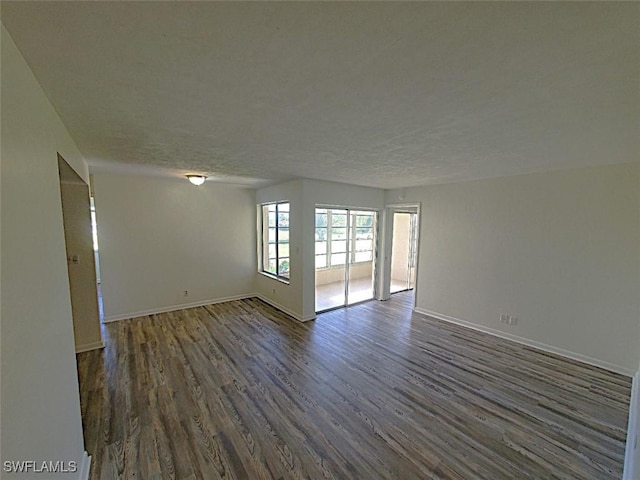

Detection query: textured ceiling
xmin=2 ymin=2 xmax=638 ymax=188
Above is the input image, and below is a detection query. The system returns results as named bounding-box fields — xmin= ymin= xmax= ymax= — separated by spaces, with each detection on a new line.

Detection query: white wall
xmin=622 ymin=168 xmax=640 ymax=479
xmin=316 ymin=263 xmax=372 ymax=286
xmin=92 ymin=173 xmax=257 ymax=321
xmin=623 ymin=371 xmax=640 ymax=480
xmin=1 ymin=23 xmax=89 ymax=479
xmin=255 ymin=180 xmax=304 ymax=319
xmin=387 ymin=163 xmax=640 ymax=373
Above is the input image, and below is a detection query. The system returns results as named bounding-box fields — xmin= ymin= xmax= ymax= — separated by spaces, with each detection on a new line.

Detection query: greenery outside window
xmin=261 ymin=202 xmax=290 ymax=281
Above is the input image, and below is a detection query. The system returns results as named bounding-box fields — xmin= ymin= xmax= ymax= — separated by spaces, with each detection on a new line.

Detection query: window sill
xmin=258 ymin=271 xmax=290 ymax=285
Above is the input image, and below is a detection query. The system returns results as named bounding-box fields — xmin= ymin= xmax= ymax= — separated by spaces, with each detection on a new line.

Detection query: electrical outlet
xmin=183 ymin=290 xmax=189 ymax=297
xmin=500 ymin=314 xmax=519 ymax=325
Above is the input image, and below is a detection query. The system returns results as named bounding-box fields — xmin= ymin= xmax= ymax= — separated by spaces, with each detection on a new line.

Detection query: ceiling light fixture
xmin=186 ymin=175 xmax=207 ymax=186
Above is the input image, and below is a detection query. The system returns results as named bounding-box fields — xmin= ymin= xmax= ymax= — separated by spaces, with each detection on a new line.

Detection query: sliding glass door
xmin=347 ymin=211 xmax=376 ymax=304
xmin=315 ymin=208 xmax=347 ymax=311
xmin=315 ymin=208 xmax=377 ymax=312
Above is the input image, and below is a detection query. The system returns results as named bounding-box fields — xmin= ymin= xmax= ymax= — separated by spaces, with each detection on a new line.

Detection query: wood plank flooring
xmin=77 ymin=292 xmax=631 ymax=479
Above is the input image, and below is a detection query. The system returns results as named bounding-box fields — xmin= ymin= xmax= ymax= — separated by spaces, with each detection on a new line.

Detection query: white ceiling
xmin=2 ymin=2 xmax=638 ymax=189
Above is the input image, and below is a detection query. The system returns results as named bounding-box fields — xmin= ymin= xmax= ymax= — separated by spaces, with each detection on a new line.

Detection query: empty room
xmin=1 ymin=2 xmax=639 ymax=480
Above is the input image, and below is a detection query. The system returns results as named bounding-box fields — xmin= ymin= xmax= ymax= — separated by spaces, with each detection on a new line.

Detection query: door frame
xmin=389 ymin=211 xmax=418 ymax=294
xmin=380 ymin=203 xmax=421 ymax=307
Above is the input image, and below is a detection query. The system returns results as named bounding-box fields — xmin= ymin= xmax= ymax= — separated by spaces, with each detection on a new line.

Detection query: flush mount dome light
xmin=186 ymin=175 xmax=207 ymax=186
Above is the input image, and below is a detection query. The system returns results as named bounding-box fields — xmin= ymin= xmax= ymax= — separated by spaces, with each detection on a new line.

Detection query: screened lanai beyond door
xmin=315 ymin=208 xmax=377 ymax=312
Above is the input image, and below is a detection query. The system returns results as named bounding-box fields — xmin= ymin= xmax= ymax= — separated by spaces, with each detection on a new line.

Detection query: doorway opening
xmin=390 ymin=210 xmax=418 ymax=295
xmin=57 ymin=155 xmax=103 ymax=352
xmin=315 ymin=208 xmax=378 ymax=312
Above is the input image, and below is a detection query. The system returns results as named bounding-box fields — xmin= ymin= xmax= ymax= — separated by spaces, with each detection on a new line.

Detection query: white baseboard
xmin=78 ymin=451 xmax=91 ymax=480
xmin=254 ymin=294 xmax=315 ymax=322
xmin=414 ymin=307 xmax=634 ymax=377
xmin=75 ymin=340 xmax=105 ymax=353
xmin=101 ymin=293 xmax=316 ymax=324
xmin=102 ymin=293 xmax=255 ymax=322
xmin=623 ymin=371 xmax=640 ymax=480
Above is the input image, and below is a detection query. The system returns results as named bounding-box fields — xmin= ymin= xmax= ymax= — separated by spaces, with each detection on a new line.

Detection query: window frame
xmin=259 ymin=201 xmax=290 ymax=283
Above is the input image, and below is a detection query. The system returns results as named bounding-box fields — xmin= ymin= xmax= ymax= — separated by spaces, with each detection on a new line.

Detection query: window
xmin=315 ymin=209 xmax=375 ymax=269
xmin=352 ymin=211 xmax=375 ymax=263
xmin=260 ymin=202 xmax=290 ymax=281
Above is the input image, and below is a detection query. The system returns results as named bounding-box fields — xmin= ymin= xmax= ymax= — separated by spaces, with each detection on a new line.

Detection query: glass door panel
xmin=315 ymin=208 xmax=347 ymax=311
xmin=347 ymin=211 xmax=376 ymax=305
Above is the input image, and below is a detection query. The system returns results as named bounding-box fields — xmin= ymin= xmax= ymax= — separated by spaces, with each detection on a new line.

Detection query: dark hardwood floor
xmin=77 ymin=292 xmax=631 ymax=479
